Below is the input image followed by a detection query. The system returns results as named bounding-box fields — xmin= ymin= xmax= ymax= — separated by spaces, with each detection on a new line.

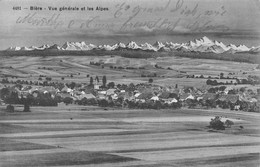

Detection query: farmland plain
xmin=1 ymin=55 xmax=260 ymax=89
xmin=0 ymin=105 xmax=259 ymax=167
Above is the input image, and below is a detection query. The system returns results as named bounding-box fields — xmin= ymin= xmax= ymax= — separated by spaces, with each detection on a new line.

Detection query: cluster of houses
xmin=0 ymin=81 xmax=259 ymax=112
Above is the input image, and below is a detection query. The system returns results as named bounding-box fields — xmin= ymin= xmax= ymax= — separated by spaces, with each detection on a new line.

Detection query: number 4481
xmin=13 ymin=6 xmax=22 ymax=10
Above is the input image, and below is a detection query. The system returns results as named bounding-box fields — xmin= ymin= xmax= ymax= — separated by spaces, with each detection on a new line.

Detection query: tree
xmin=69 ymin=82 xmax=76 ymax=89
xmin=20 ymin=94 xmax=34 ymax=112
xmin=90 ymin=77 xmax=94 ymax=86
xmin=220 ymin=73 xmax=224 ymax=79
xmin=117 ymin=84 xmax=121 ymax=89
xmin=102 ymin=75 xmax=107 ymax=87
xmin=236 ymin=78 xmax=241 ymax=84
xmin=219 ymin=86 xmax=226 ymax=92
xmin=63 ymin=97 xmax=73 ymax=105
xmin=107 ymin=82 xmax=115 ymax=88
xmin=98 ymin=99 xmax=108 ymax=107
xmin=148 ymin=78 xmax=153 ymax=83
xmin=239 ymin=87 xmax=246 ymax=93
xmin=6 ymin=105 xmax=14 ymax=112
xmin=209 ymin=116 xmax=225 ymax=130
xmin=95 ymin=76 xmax=99 ymax=83
xmin=208 ymin=88 xmax=216 ymax=93
xmin=212 ymin=80 xmax=218 ymax=85
xmin=5 ymin=91 xmax=20 ymax=104
xmin=206 ymin=79 xmax=212 ymax=85
xmin=0 ymin=88 xmax=10 ymax=100
xmin=127 ymin=83 xmax=135 ymax=91
xmin=228 ymin=89 xmax=236 ymax=94
xmin=154 ymin=101 xmax=162 ymax=109
xmin=225 ymin=120 xmax=234 ymax=128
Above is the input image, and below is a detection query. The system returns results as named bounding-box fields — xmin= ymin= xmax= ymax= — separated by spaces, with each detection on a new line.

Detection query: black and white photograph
xmin=0 ymin=0 xmax=260 ymax=166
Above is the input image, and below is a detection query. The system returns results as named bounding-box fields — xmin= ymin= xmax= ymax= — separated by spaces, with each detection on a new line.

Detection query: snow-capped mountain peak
xmin=141 ymin=43 xmax=157 ymax=51
xmin=112 ymin=42 xmax=126 ymax=50
xmin=214 ymin=41 xmax=229 ymax=51
xmin=98 ymin=44 xmax=114 ymax=51
xmin=47 ymin=44 xmax=61 ymax=50
xmin=7 ymin=46 xmax=21 ymax=51
xmin=4 ymin=36 xmax=259 ymax=54
xmin=201 ymin=36 xmax=213 ymax=44
xmin=127 ymin=41 xmax=141 ymax=49
xmin=193 ymin=36 xmax=214 ymax=46
xmin=61 ymin=42 xmax=97 ymax=50
xmin=250 ymin=46 xmax=260 ymax=53
xmin=153 ymin=41 xmax=165 ymax=48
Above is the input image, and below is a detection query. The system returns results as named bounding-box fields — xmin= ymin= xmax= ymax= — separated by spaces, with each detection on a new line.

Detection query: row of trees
xmin=206 ymin=78 xmax=257 ymax=86
xmin=109 ymin=66 xmax=145 ymax=70
xmin=89 ymin=75 xmax=107 ymax=87
xmin=74 ymin=97 xmax=182 ymax=110
xmin=1 ymin=78 xmax=64 ymax=88
xmin=1 ymin=88 xmax=58 ymax=108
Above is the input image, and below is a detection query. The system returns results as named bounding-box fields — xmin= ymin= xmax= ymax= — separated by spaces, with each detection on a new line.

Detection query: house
xmin=111 ymin=94 xmax=118 ymax=100
xmin=179 ymin=93 xmax=189 ymax=101
xmin=186 ymin=94 xmax=195 ymax=100
xmin=165 ymin=98 xmax=178 ymax=104
xmin=226 ymin=95 xmax=239 ymax=104
xmin=202 ymin=93 xmax=217 ymax=101
xmin=0 ymin=99 xmax=4 ymax=105
xmin=134 ymin=92 xmax=141 ymax=98
xmin=106 ymin=89 xmax=116 ymax=96
xmin=94 ymin=84 xmax=101 ymax=90
xmin=72 ymin=90 xmax=82 ymax=96
xmin=158 ymin=92 xmax=170 ymax=99
xmin=78 ymin=93 xmax=96 ymax=100
xmin=217 ymin=94 xmax=240 ymax=108
xmin=28 ymin=87 xmax=39 ymax=94
xmin=151 ymin=96 xmax=159 ymax=101
xmin=118 ymin=92 xmax=132 ymax=100
xmin=21 ymin=86 xmax=32 ymax=91
xmin=98 ymin=93 xmax=106 ymax=99
xmin=169 ymin=93 xmax=179 ymax=99
xmin=227 ymin=95 xmax=239 ymax=104
xmin=136 ymin=92 xmax=154 ymax=100
xmin=179 ymin=93 xmax=194 ymax=101
xmin=97 ymin=90 xmax=107 ymax=99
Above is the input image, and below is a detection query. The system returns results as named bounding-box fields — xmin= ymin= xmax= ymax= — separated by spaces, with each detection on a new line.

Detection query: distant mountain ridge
xmin=6 ymin=36 xmax=260 ymax=54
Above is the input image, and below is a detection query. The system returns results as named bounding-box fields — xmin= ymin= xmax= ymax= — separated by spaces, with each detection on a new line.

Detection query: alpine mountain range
xmin=6 ymin=36 xmax=260 ymax=54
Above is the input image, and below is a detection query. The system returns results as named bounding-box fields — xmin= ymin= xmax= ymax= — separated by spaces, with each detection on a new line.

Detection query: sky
xmin=0 ymin=0 xmax=259 ymax=50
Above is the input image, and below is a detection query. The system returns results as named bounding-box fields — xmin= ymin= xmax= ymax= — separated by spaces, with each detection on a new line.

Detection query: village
xmin=1 ymin=72 xmax=259 ymax=113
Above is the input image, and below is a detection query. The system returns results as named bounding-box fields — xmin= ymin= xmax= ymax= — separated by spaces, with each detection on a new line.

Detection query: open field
xmin=0 ymin=105 xmax=259 ymax=166
xmin=1 ymin=55 xmax=260 ymax=88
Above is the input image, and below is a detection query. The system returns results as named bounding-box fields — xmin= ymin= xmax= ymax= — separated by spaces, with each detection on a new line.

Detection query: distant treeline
xmin=0 ymin=50 xmax=259 ymax=64
xmin=174 ymin=52 xmax=260 ymax=64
